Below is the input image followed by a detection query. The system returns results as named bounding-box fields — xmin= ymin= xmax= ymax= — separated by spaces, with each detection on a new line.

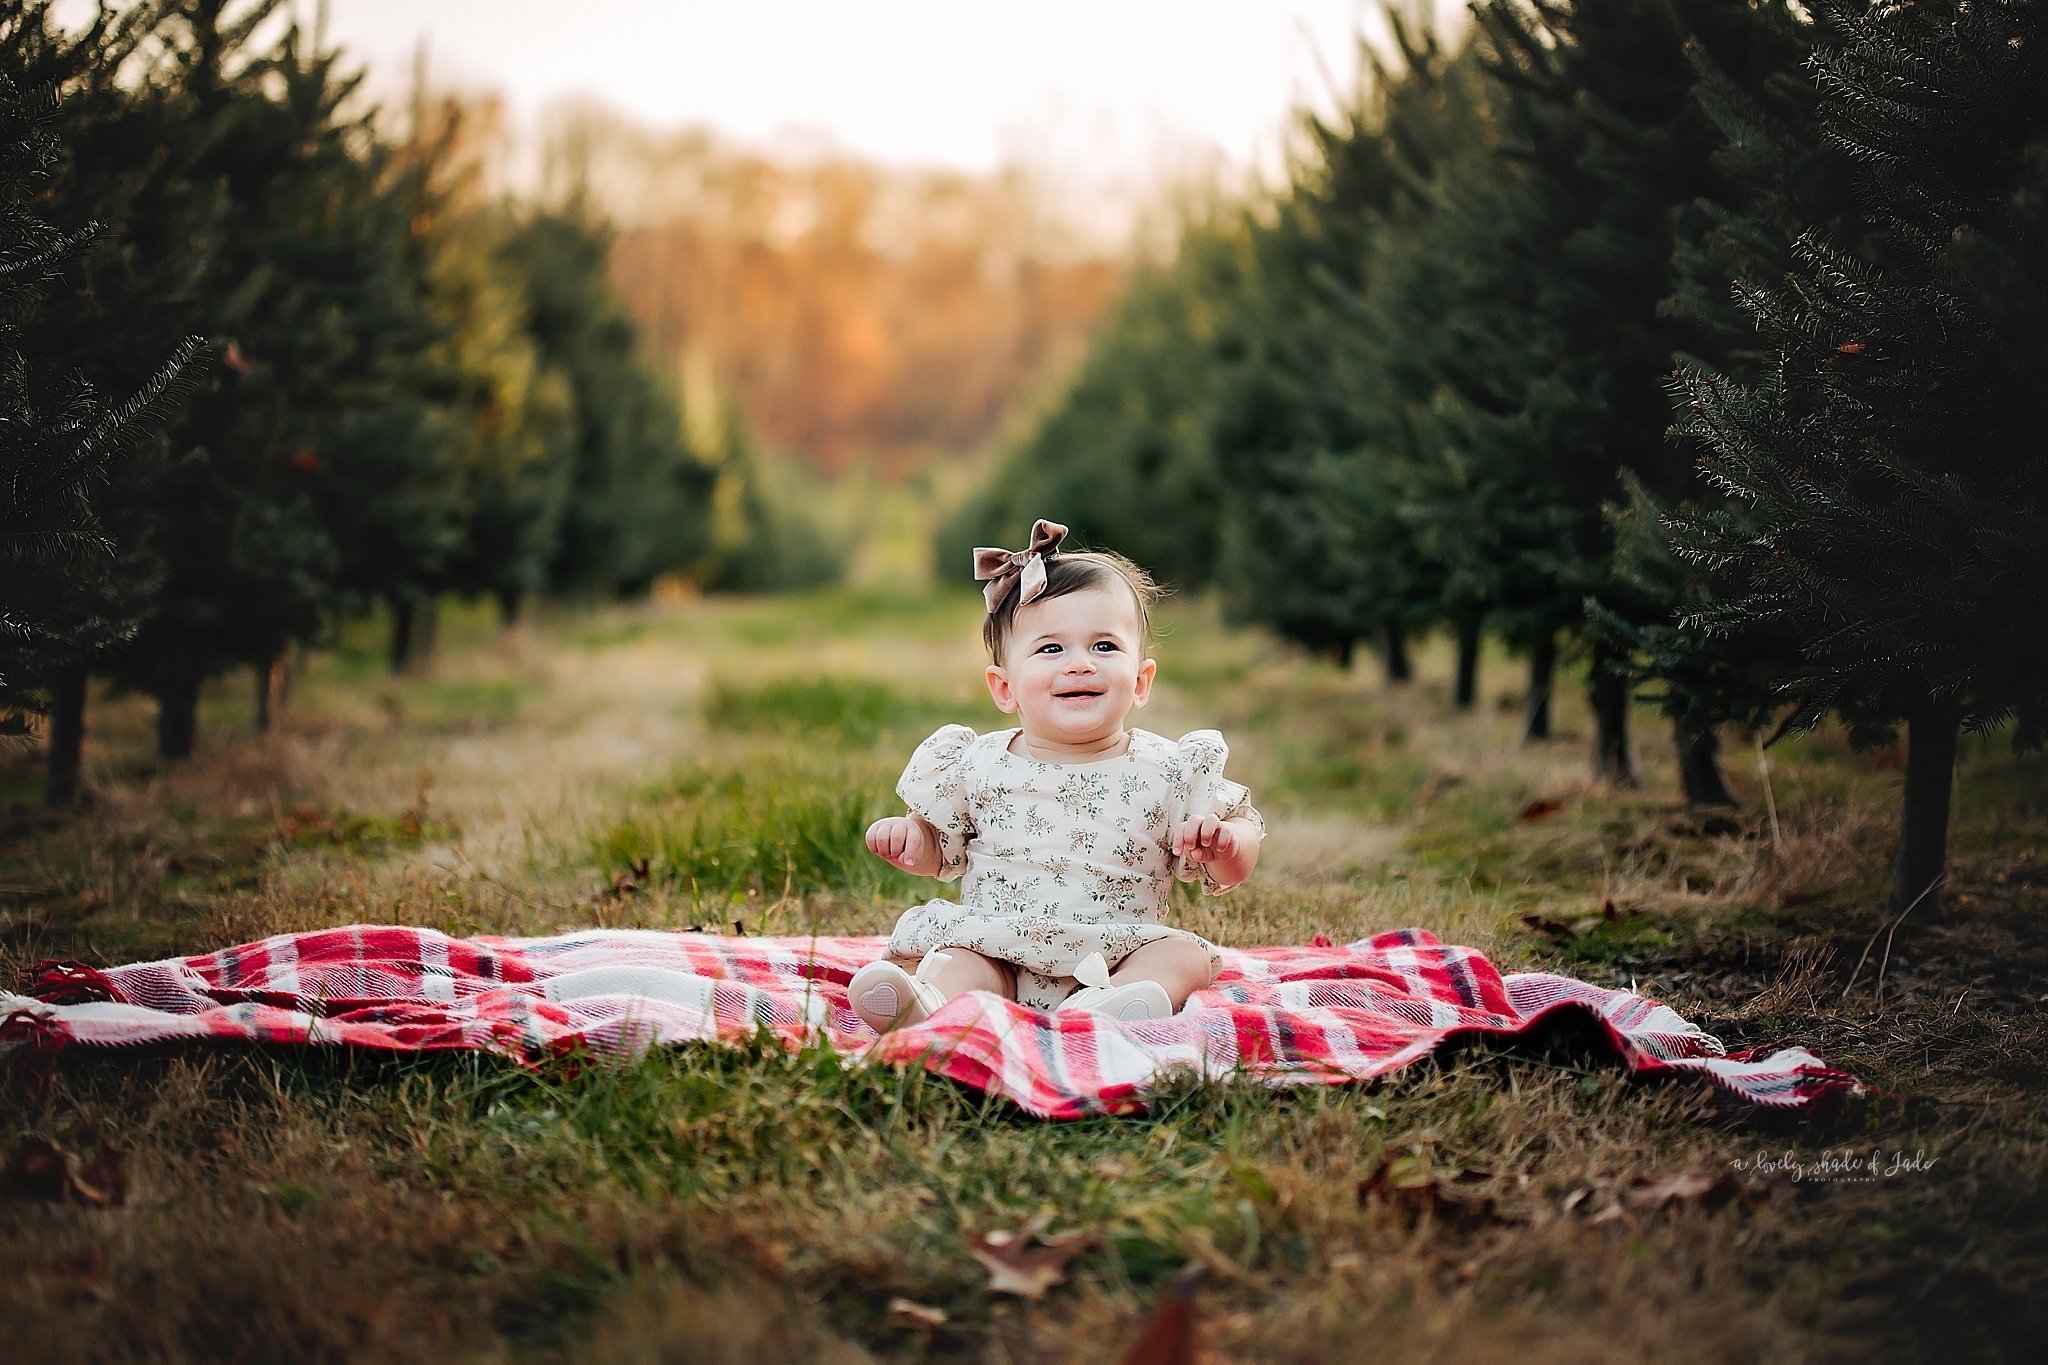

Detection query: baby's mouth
xmin=1054 ymin=689 xmax=1103 ymax=700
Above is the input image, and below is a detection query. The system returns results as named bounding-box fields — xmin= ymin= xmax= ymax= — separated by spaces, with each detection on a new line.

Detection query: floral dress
xmin=883 ymin=724 xmax=1266 ymax=1010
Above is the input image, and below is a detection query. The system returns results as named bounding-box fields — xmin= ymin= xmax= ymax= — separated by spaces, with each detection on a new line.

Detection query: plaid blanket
xmin=0 ymin=925 xmax=1862 ymax=1119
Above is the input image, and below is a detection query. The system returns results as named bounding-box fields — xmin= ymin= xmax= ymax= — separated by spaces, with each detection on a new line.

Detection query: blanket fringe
xmin=1 ymin=1006 xmax=72 ymax=1098
xmin=26 ymin=960 xmax=129 ymax=1005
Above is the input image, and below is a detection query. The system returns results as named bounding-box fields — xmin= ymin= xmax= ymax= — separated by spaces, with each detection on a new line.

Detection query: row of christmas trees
xmin=1 ymin=1 xmax=819 ymax=800
xmin=958 ymin=0 xmax=2047 ymax=916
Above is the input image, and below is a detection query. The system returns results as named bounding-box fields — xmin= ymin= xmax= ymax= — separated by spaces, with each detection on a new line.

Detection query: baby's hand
xmin=1171 ymin=814 xmax=1237 ymax=865
xmin=866 ymin=815 xmax=936 ymax=872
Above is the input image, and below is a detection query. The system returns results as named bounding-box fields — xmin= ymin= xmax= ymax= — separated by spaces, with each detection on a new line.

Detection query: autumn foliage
xmin=555 ymin=107 xmax=1122 ymax=476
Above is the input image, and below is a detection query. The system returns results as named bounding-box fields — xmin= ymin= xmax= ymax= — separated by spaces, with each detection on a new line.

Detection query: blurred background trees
xmin=0 ymin=0 xmax=759 ymax=782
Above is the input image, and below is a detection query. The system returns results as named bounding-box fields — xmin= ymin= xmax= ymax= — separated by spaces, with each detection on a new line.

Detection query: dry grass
xmin=2 ymin=586 xmax=2045 ymax=1363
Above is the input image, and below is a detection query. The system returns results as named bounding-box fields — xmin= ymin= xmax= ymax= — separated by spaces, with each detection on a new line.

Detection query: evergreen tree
xmin=1595 ymin=3 xmax=1845 ymax=805
xmin=295 ymin=83 xmax=467 ymax=684
xmin=1433 ymin=0 xmax=1799 ymax=788
xmin=0 ymin=53 xmax=196 ymax=766
xmin=1670 ymin=0 xmax=2048 ymax=915
xmin=1210 ymin=50 xmax=1441 ymax=675
xmin=507 ymin=207 xmax=713 ymax=601
xmin=105 ymin=1 xmax=361 ymax=758
xmin=1342 ymin=27 xmax=1500 ymax=706
xmin=405 ymin=190 xmax=572 ymax=663
xmin=1 ymin=1 xmax=214 ymax=799
xmin=1404 ymin=2 xmax=1592 ymax=741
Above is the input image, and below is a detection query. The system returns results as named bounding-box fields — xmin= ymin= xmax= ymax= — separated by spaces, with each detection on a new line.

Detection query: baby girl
xmin=847 ymin=518 xmax=1265 ymax=1031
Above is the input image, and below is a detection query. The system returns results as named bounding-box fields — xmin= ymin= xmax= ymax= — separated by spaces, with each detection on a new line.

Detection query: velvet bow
xmin=973 ymin=518 xmax=1068 ymax=613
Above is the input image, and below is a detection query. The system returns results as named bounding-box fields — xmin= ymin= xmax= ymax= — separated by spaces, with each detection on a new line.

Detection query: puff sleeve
xmin=1169 ymin=729 xmax=1266 ymax=895
xmin=895 ymin=724 xmax=978 ymax=882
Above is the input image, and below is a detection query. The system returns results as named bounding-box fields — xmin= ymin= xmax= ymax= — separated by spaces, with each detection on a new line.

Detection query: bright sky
xmin=308 ymin=0 xmax=1465 ymax=186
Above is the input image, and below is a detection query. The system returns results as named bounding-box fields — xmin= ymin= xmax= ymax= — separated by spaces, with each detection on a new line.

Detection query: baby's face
xmin=985 ymin=583 xmax=1156 ymax=747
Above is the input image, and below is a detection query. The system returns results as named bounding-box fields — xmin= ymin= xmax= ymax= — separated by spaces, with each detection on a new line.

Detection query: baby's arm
xmin=1170 ymin=814 xmax=1262 ymax=891
xmin=866 ymin=813 xmax=945 ymax=878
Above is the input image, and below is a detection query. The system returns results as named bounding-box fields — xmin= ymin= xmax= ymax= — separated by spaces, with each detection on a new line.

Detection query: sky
xmin=303 ymin=0 xmax=1466 ymax=193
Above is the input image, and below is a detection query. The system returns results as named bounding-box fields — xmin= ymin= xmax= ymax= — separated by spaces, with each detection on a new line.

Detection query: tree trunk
xmin=44 ymin=663 xmax=87 ymax=808
xmin=390 ymin=596 xmax=439 ymax=674
xmin=1891 ymin=699 xmax=1961 ymax=917
xmin=1379 ymin=622 xmax=1412 ymax=685
xmin=253 ymin=655 xmax=286 ymax=733
xmin=1453 ymin=618 xmax=1481 ymax=711
xmin=1331 ymin=636 xmax=1355 ymax=670
xmin=496 ymin=586 xmax=523 ymax=629
xmin=1590 ymin=645 xmax=1638 ymax=787
xmin=156 ymin=667 xmax=201 ymax=762
xmin=1674 ymin=715 xmax=1738 ymax=807
xmin=388 ymin=596 xmax=416 ymax=674
xmin=1522 ymin=633 xmax=1556 ymax=742
xmin=412 ymin=596 xmax=439 ymax=671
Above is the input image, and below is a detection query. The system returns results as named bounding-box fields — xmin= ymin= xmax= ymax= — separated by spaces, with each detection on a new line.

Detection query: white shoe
xmin=1056 ymin=980 xmax=1173 ymax=1022
xmin=849 ymin=953 xmax=949 ymax=1033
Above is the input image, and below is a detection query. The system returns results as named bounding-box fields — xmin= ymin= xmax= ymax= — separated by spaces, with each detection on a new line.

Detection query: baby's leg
xmin=1109 ymin=938 xmax=1216 ymax=1011
xmin=918 ymin=947 xmax=1018 ymax=1003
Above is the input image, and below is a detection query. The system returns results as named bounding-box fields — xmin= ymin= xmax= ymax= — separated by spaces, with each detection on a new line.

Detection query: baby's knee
xmin=921 ymin=947 xmax=1017 ymax=998
xmin=1125 ymin=936 xmax=1214 ymax=983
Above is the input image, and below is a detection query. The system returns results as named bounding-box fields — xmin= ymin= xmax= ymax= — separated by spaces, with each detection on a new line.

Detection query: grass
xmin=2 ymin=585 xmax=2045 ymax=1362
xmin=593 ymin=749 xmax=941 ymax=911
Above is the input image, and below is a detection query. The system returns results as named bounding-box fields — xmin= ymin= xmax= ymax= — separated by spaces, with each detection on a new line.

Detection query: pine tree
xmin=0 ymin=60 xmax=196 ymax=747
xmin=1210 ymin=45 xmax=1442 ymax=675
xmin=1344 ymin=29 xmax=1500 ymax=707
xmin=1595 ymin=3 xmax=1846 ymax=806
xmin=503 ymin=207 xmax=713 ymax=602
xmin=104 ymin=2 xmax=367 ymax=758
xmin=1670 ymin=0 xmax=2048 ymax=915
xmin=1436 ymin=0 xmax=1803 ymax=789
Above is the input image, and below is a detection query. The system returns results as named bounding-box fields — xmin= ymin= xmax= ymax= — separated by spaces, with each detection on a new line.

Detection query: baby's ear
xmin=1132 ymin=656 xmax=1157 ymax=707
xmin=985 ymin=663 xmax=1018 ymax=713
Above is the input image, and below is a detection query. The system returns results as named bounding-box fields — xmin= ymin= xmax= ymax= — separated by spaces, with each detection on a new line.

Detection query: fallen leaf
xmin=1118 ymin=1264 xmax=1209 ymax=1365
xmin=1521 ymin=914 xmax=1573 ymax=939
xmin=1518 ymin=797 xmax=1567 ymax=823
xmin=2 ymin=1136 xmax=71 ymax=1200
xmin=1357 ymin=1152 xmax=1517 ymax=1232
xmin=1622 ymin=1172 xmax=1742 ymax=1214
xmin=968 ymin=1212 xmax=1096 ymax=1299
xmin=886 ymin=1297 xmax=948 ymax=1331
xmin=70 ymin=1145 xmax=128 ymax=1206
xmin=1 ymin=1137 xmax=128 ymax=1205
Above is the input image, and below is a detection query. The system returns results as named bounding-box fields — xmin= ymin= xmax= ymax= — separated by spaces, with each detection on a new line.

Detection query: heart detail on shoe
xmin=859 ymin=983 xmax=901 ymax=1018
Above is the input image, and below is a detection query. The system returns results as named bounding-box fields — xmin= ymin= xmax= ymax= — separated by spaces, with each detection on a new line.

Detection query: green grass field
xmin=2 ymin=587 xmax=2043 ymax=1362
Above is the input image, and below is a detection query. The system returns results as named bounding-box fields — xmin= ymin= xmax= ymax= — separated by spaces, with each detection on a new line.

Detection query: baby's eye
xmin=1092 ymin=641 xmax=1120 ymax=653
xmin=1036 ymin=642 xmax=1061 ymax=654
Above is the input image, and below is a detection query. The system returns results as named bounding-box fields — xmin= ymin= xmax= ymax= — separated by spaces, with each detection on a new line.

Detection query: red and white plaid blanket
xmin=0 ymin=925 xmax=1862 ymax=1119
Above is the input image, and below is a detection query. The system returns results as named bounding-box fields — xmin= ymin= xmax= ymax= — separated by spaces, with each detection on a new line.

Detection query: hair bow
xmin=973 ymin=518 xmax=1068 ymax=613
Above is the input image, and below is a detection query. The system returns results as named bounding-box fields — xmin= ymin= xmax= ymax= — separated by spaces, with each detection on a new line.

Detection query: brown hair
xmin=982 ymin=548 xmax=1165 ymax=663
